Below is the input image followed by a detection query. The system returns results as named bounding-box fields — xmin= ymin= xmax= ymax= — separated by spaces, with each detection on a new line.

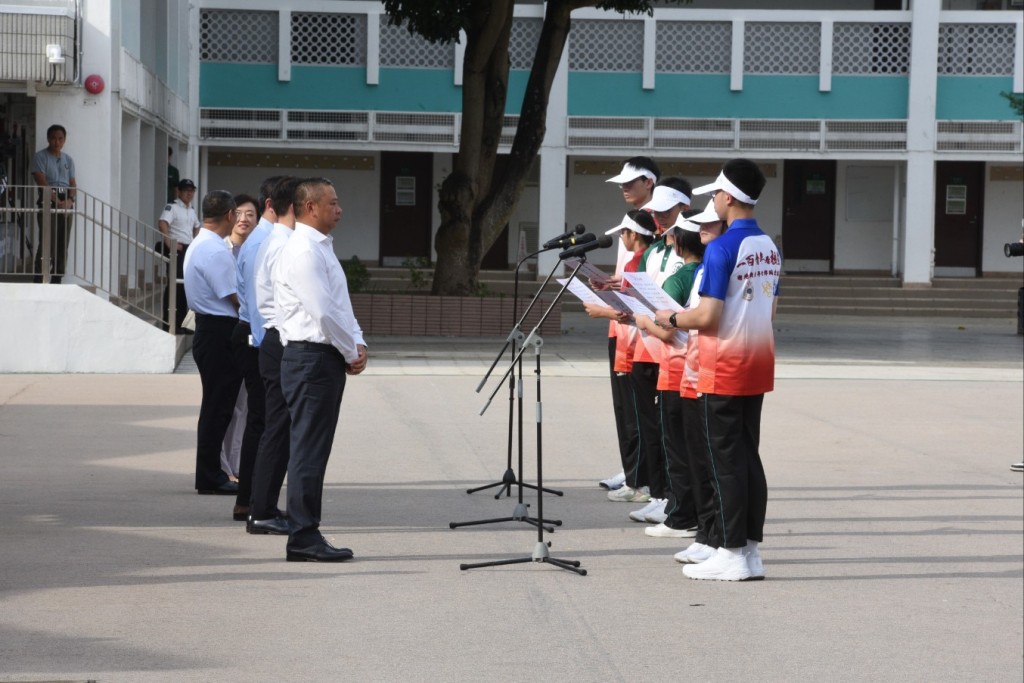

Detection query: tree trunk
xmin=475 ymin=1 xmax=577 ymax=252
xmin=430 ymin=0 xmax=580 ymax=295
xmin=431 ymin=1 xmax=513 ymax=295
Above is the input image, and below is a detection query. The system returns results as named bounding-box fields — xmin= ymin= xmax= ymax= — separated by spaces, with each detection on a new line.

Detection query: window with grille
xmin=379 ymin=20 xmax=453 ymax=68
xmin=655 ymin=21 xmax=731 ymax=74
xmin=200 ymin=10 xmax=277 ymax=63
xmin=569 ymin=19 xmax=644 ymax=72
xmin=291 ymin=12 xmax=367 ymax=65
xmin=833 ymin=23 xmax=910 ymax=74
xmin=510 ymin=18 xmax=542 ymax=70
xmin=938 ymin=23 xmax=1015 ymax=75
xmin=744 ymin=23 xmax=819 ymax=75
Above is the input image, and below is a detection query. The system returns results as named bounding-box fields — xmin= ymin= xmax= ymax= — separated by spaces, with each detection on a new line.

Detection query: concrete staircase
xmin=778 ymin=274 xmax=1022 ymax=318
xmin=358 ymin=266 xmax=1022 ymax=319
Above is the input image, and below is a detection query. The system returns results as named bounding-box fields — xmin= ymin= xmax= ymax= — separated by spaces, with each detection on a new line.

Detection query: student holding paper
xmin=634 ymin=211 xmax=705 ymax=538
xmin=591 ymin=158 xmax=660 ymax=496
xmin=621 ymin=177 xmax=694 ymax=524
xmin=584 ymin=209 xmax=657 ymax=503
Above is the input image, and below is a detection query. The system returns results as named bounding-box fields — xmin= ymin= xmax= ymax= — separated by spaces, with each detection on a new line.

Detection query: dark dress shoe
xmin=197 ymin=481 xmax=239 ymax=495
xmin=232 ymin=505 xmax=249 ymax=521
xmin=246 ymin=516 xmax=290 ymax=535
xmin=286 ymin=541 xmax=354 ymax=563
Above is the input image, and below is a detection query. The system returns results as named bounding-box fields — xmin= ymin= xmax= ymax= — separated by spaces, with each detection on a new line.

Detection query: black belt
xmin=288 ymin=340 xmax=341 ymax=356
xmin=194 ymin=312 xmax=238 ymax=324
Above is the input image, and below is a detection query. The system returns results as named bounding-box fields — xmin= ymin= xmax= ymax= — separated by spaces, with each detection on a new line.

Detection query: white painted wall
xmin=205 ymin=159 xmax=381 ymax=261
xmin=0 ymin=284 xmax=176 ymax=373
xmin=982 ymin=165 xmax=1024 ymax=275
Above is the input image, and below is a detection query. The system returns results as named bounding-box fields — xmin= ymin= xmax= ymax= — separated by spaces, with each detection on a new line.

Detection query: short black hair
xmin=233 ymin=193 xmax=259 ymax=214
xmin=201 ymin=190 xmax=236 ymax=220
xmin=626 ymin=209 xmax=656 ymax=246
xmin=258 ymin=175 xmax=286 ymax=216
xmin=722 ymin=158 xmax=766 ymax=206
xmin=46 ymin=124 xmax=67 ymax=139
xmin=294 ymin=177 xmax=334 ymax=219
xmin=656 ymin=176 xmax=693 ymax=201
xmin=270 ymin=176 xmax=302 ymax=217
xmin=624 ymin=156 xmax=660 ymax=182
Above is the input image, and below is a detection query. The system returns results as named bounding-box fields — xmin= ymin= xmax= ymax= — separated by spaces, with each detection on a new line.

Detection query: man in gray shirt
xmin=30 ymin=124 xmax=76 ymax=284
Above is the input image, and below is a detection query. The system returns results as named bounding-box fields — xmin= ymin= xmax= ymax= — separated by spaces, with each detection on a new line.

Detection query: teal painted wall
xmin=200 ymin=64 xmax=530 ymax=113
xmin=567 ymin=73 xmax=909 ymax=119
xmin=202 ymin=65 xmax=1018 ymax=121
xmin=936 ymin=77 xmax=1018 ymax=120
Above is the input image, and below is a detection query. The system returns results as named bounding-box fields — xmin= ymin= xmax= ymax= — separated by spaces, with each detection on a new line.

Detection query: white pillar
xmin=536 ymin=38 xmax=570 ymax=279
xmin=902 ymin=0 xmax=940 ymax=286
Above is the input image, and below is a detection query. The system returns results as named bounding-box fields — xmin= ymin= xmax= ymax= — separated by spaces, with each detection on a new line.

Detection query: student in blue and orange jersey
xmin=585 ymin=209 xmax=657 ymax=502
xmin=587 ymin=157 xmax=660 ymax=495
xmin=669 ymin=203 xmax=727 ymax=567
xmin=619 ymin=177 xmax=693 ymax=522
xmin=633 ymin=211 xmax=705 ymax=538
xmin=656 ymin=158 xmax=781 ymax=582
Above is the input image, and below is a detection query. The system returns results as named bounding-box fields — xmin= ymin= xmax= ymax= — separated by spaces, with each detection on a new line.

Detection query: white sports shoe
xmin=644 ymin=501 xmax=669 ymax=524
xmin=674 ymin=542 xmax=715 ymax=564
xmin=607 ymin=485 xmax=651 ymax=503
xmin=628 ymin=498 xmax=664 ymax=523
xmin=682 ymin=547 xmax=753 ymax=581
xmin=645 ymin=522 xmax=697 ymax=538
xmin=599 ymin=471 xmax=627 ymax=490
xmin=745 ymin=540 xmax=765 ymax=580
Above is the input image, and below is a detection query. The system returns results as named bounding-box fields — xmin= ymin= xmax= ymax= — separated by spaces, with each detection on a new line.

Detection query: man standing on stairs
xmin=159 ymin=178 xmax=200 ymax=333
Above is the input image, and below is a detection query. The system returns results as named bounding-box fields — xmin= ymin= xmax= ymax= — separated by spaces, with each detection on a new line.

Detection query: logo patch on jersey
xmin=762 ymin=281 xmax=774 ymax=297
xmin=671 ymin=262 xmax=683 ymax=273
xmin=164 ymin=204 xmax=172 ymax=211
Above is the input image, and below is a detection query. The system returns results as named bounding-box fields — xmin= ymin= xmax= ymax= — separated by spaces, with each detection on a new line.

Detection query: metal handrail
xmin=0 ymin=184 xmax=175 ymax=331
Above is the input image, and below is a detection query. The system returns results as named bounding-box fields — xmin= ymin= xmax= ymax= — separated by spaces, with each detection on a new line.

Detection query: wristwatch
xmin=668 ymin=313 xmax=677 ymax=329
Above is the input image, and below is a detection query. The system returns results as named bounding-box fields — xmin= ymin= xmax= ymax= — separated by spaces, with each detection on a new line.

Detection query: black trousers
xmin=281 ymin=343 xmax=347 ymax=550
xmin=608 ymin=337 xmax=640 ymax=485
xmin=192 ymin=313 xmax=243 ymax=490
xmin=231 ymin=321 xmax=265 ymax=508
xmin=661 ymin=390 xmax=697 ymax=530
xmin=33 ymin=210 xmax=71 ymax=284
xmin=683 ymin=396 xmax=721 ymax=549
xmin=630 ymin=361 xmax=664 ymax=497
xmin=161 ymin=248 xmax=188 ymax=332
xmin=701 ymin=393 xmax=767 ymax=548
xmin=250 ymin=328 xmax=290 ymax=520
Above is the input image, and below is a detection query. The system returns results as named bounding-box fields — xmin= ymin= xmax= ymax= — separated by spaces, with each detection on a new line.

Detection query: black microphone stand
xmin=449 ymin=248 xmax=566 ymax=533
xmin=459 ymin=257 xmax=588 ymax=576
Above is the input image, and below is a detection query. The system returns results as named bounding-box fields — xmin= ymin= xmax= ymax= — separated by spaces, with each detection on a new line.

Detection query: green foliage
xmin=342 ymin=255 xmax=371 ymax=293
xmin=402 ymin=256 xmax=432 ymax=290
xmin=381 ymin=1 xmax=685 ymax=45
xmin=1000 ymin=91 xmax=1024 ymax=118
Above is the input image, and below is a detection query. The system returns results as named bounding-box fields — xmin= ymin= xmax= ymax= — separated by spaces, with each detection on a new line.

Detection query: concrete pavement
xmin=1 ymin=313 xmax=1021 ymax=682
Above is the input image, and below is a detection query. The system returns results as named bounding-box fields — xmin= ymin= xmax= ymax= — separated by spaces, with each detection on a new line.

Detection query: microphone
xmin=546 ymin=231 xmax=595 ymax=251
xmin=558 ymin=234 xmax=613 ymax=260
xmin=542 ymin=223 xmax=585 ymax=249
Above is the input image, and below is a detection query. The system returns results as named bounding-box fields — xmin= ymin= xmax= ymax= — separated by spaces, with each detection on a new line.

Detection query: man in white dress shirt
xmin=274 ymin=178 xmax=367 ymax=562
xmin=246 ymin=176 xmax=301 ymax=535
xmin=183 ymin=190 xmax=241 ymax=496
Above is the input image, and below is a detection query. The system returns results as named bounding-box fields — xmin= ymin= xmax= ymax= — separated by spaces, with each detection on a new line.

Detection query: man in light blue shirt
xmin=30 ymin=124 xmax=76 ymax=283
xmin=230 ymin=176 xmax=282 ymax=522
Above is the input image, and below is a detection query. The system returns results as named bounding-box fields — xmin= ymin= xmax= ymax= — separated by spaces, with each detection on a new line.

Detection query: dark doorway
xmin=379 ymin=151 xmax=432 ymax=267
xmin=781 ymin=160 xmax=836 ymax=273
xmin=934 ymin=161 xmax=984 ymax=276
